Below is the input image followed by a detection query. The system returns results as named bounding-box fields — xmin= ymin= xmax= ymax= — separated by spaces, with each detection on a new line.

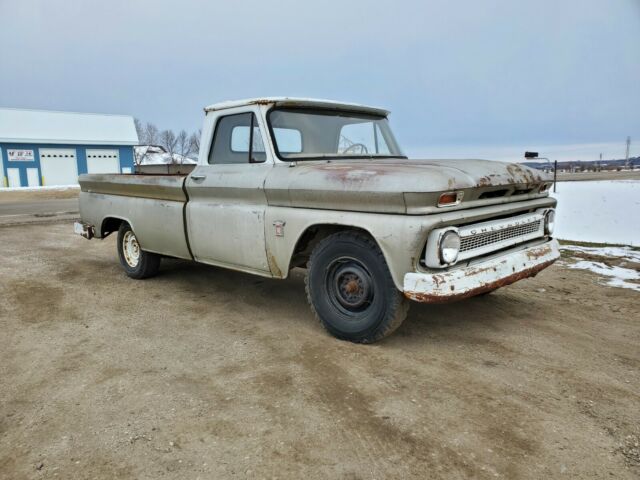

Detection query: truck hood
xmin=265 ymin=158 xmax=551 ymax=214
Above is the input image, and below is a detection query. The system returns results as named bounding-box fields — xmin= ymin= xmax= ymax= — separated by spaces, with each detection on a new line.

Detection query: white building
xmin=0 ymin=108 xmax=138 ymax=188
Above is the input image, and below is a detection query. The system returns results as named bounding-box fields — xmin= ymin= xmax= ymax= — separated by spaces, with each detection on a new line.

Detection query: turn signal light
xmin=438 ymin=191 xmax=463 ymax=207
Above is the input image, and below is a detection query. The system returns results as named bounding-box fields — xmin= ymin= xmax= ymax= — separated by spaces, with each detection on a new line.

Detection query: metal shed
xmin=0 ymin=108 xmax=138 ymax=187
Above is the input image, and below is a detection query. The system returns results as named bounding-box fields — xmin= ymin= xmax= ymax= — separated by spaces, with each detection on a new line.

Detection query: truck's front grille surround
xmin=424 ymin=209 xmax=549 ymax=268
xmin=460 ymin=219 xmax=542 ymax=252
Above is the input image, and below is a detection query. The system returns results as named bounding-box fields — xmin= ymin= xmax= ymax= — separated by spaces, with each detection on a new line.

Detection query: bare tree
xmin=176 ymin=130 xmax=192 ymax=164
xmin=160 ymin=129 xmax=178 ymax=163
xmin=144 ymin=123 xmax=159 ymax=146
xmin=134 ymin=118 xmax=144 ymax=143
xmin=189 ymin=129 xmax=201 ymax=158
xmin=135 ymin=120 xmax=201 ymax=165
xmin=134 ymin=145 xmax=148 ymax=165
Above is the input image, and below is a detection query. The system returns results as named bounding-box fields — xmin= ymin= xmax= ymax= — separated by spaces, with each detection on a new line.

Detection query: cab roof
xmin=203 ymin=97 xmax=389 ymax=117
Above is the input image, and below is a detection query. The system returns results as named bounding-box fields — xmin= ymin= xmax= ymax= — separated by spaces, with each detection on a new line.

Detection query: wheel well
xmin=290 ymin=224 xmax=374 ymax=269
xmin=101 ymin=217 xmax=126 ymax=237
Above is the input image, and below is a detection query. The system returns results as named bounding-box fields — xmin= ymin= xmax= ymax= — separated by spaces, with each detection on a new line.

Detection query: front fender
xmin=264 ymin=207 xmax=428 ymax=290
xmin=264 ymin=197 xmax=558 ymax=291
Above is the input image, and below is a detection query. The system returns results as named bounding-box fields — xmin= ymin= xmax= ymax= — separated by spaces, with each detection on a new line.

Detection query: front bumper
xmin=403 ymin=239 xmax=560 ymax=303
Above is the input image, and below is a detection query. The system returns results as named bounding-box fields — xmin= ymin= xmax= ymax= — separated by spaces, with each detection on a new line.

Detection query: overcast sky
xmin=1 ymin=0 xmax=639 ymax=161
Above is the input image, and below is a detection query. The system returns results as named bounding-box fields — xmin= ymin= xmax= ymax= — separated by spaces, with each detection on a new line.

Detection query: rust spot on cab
xmin=312 ymin=163 xmax=411 ymax=185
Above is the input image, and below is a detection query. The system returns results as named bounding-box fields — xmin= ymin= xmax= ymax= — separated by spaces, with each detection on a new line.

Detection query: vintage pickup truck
xmin=75 ymin=97 xmax=559 ymax=343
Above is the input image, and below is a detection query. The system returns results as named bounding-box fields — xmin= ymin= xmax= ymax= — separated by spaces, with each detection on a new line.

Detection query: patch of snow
xmin=567 ymin=260 xmax=640 ymax=292
xmin=0 ymin=185 xmax=79 ymax=192
xmin=551 ymin=180 xmax=640 ymax=246
xmin=135 ymin=145 xmax=197 ymax=165
xmin=560 ymin=245 xmax=640 ymax=262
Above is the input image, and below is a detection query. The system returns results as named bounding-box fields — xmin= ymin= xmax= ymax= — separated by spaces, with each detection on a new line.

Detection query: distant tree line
xmin=523 ymin=157 xmax=639 ymax=172
xmin=134 ymin=118 xmax=201 ymax=164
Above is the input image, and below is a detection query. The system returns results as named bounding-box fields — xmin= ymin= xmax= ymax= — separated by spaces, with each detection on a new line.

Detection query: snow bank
xmin=135 ymin=145 xmax=197 ymax=165
xmin=551 ymin=180 xmax=640 ymax=246
xmin=560 ymin=244 xmax=640 ymax=262
xmin=560 ymin=244 xmax=640 ymax=292
xmin=139 ymin=152 xmax=197 ymax=165
xmin=568 ymin=261 xmax=639 ymax=292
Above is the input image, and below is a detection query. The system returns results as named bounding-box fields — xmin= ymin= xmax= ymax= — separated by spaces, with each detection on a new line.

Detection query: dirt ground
xmin=1 ymin=221 xmax=638 ymax=480
xmin=0 ymin=187 xmax=80 ymax=203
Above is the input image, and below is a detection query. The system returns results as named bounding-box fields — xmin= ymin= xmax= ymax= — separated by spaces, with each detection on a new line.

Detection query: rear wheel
xmin=117 ymin=223 xmax=161 ymax=279
xmin=305 ymin=231 xmax=408 ymax=343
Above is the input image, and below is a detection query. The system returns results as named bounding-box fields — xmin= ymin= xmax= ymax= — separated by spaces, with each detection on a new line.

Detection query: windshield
xmin=267 ymin=108 xmax=405 ymax=160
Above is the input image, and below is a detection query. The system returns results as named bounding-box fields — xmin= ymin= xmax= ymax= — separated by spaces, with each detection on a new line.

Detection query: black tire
xmin=305 ymin=231 xmax=409 ymax=343
xmin=117 ymin=223 xmax=161 ymax=279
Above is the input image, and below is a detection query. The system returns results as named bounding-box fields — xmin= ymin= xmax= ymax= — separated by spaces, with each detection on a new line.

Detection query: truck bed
xmin=78 ymin=173 xmax=193 ymax=260
xmin=80 ymin=173 xmax=188 ymax=202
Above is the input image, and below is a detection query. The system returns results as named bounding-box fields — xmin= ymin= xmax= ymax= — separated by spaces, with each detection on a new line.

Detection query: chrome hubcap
xmin=122 ymin=231 xmax=140 ymax=268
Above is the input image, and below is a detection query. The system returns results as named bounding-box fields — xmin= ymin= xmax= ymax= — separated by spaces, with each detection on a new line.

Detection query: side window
xmin=231 ymin=126 xmax=266 ymax=156
xmin=208 ymin=112 xmax=266 ymax=164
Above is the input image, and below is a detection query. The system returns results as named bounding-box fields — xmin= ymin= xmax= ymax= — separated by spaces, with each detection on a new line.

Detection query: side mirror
xmin=524 ymin=151 xmax=539 ymax=159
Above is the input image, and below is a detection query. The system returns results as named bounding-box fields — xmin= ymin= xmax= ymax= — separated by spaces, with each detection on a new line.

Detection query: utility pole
xmin=625 ymin=136 xmax=631 ymax=169
xmin=598 ymin=152 xmax=602 ymax=171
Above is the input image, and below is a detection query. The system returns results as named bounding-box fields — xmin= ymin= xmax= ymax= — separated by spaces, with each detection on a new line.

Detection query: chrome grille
xmin=425 ymin=209 xmax=550 ymax=268
xmin=460 ymin=219 xmax=542 ymax=252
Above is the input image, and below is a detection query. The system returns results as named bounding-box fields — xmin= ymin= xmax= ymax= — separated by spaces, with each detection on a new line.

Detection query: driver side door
xmin=185 ymin=110 xmax=272 ymax=275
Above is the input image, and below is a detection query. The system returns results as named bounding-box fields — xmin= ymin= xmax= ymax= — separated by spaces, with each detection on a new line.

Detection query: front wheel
xmin=117 ymin=223 xmax=161 ymax=279
xmin=305 ymin=231 xmax=409 ymax=343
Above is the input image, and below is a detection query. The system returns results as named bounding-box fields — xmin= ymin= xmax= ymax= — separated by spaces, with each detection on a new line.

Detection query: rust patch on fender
xmin=267 ymin=253 xmax=283 ymax=278
xmin=476 ymin=176 xmax=492 ymax=187
xmin=507 ymin=163 xmax=543 ymax=183
xmin=405 ymin=258 xmax=557 ymax=304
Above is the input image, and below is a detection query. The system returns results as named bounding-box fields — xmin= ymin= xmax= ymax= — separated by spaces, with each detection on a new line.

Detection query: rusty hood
xmin=265 ymin=158 xmax=550 ymax=214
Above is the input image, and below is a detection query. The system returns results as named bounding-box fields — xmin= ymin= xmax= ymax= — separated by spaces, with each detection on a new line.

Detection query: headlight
xmin=544 ymin=209 xmax=555 ymax=235
xmin=439 ymin=230 xmax=460 ymax=264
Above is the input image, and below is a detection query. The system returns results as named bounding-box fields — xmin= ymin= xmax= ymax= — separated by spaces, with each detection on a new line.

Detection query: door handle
xmin=191 ymin=174 xmax=206 ymax=180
